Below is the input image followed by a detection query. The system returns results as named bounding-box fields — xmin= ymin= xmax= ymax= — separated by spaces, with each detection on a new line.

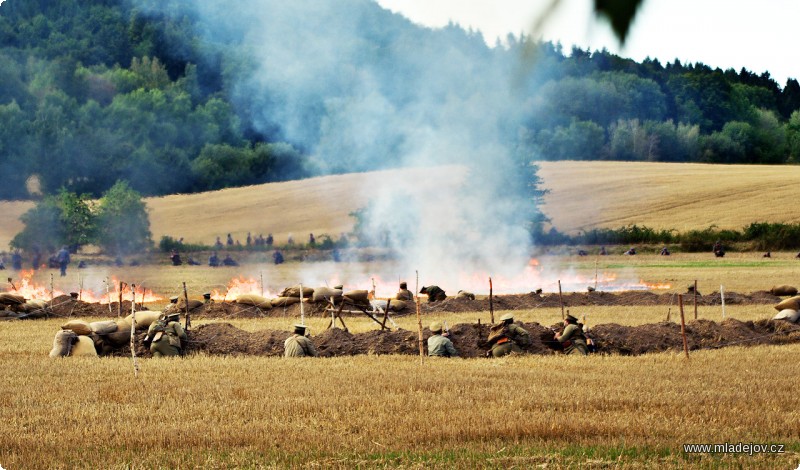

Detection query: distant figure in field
xmin=660 ymin=246 xmax=671 ymax=256
xmin=396 ymin=282 xmax=413 ymax=301
xmin=309 ymin=233 xmax=316 ymax=246
xmin=56 ymin=246 xmax=70 ymax=276
xmin=420 ymin=285 xmax=446 ymax=302
xmin=246 ymin=232 xmax=252 ymax=246
xmin=763 ymin=252 xmax=771 ymax=258
xmin=11 ymin=250 xmax=22 ymax=270
xmin=187 ymin=257 xmax=201 ymax=266
xmin=624 ymin=247 xmax=637 ymax=256
xmin=208 ymin=251 xmax=220 ymax=267
xmin=266 ymin=233 xmax=273 ymax=246
xmin=287 ymin=235 xmax=294 ymax=245
xmin=215 ymin=236 xmax=223 ymax=249
xmin=577 ymin=249 xmax=588 ymax=256
xmin=170 ymin=250 xmax=182 ymax=266
xmin=713 ymin=240 xmax=725 ymax=257
xmin=78 ymin=260 xmax=87 ymax=269
xmin=226 ymin=233 xmax=234 ymax=246
xmin=599 ymin=246 xmax=608 ymax=256
xmin=284 ymin=324 xmax=318 ymax=358
xmin=222 ymin=254 xmax=238 ymax=267
xmin=273 ymin=250 xmax=284 ymax=265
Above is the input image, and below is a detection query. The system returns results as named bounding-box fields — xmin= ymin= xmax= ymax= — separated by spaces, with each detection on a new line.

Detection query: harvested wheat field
xmin=4 ymin=161 xmax=800 ymax=247
xmin=1 ymin=315 xmax=799 ymax=469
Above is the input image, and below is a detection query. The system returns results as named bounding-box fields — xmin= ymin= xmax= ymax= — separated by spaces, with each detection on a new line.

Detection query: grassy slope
xmin=2 ymin=161 xmax=800 ymax=248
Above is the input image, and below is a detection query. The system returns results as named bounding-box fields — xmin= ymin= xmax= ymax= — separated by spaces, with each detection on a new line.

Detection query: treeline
xmin=1 ymin=0 xmax=799 ymax=201
xmin=534 ymin=223 xmax=800 ymax=251
xmin=11 ymin=181 xmax=152 ymax=255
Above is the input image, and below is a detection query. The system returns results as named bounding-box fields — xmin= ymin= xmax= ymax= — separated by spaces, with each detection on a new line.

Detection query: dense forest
xmin=0 ymin=0 xmax=799 ymax=200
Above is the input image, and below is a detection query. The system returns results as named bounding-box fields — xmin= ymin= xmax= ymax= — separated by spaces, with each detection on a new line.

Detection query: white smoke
xmin=134 ymin=0 xmax=539 ymax=292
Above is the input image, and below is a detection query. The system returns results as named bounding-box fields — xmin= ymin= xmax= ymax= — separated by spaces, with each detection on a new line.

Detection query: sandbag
xmin=125 ymin=311 xmax=162 ymax=329
xmin=271 ymin=296 xmax=300 ymax=307
xmin=61 ymin=319 xmax=92 ymax=336
xmin=774 ymin=296 xmax=800 ymax=311
xmin=69 ymin=335 xmax=98 ymax=357
xmin=236 ymin=294 xmax=269 ymax=306
xmin=0 ymin=293 xmax=25 ymax=305
xmin=90 ymin=320 xmax=118 ymax=335
xmin=311 ymin=287 xmax=343 ymax=303
xmin=773 ymin=309 xmax=800 ymax=322
xmin=27 ymin=298 xmax=48 ymax=309
xmin=49 ymin=330 xmax=77 ymax=358
xmin=177 ymin=299 xmax=204 ymax=311
xmin=343 ymin=290 xmax=369 ymax=304
xmin=280 ymin=286 xmax=314 ymax=298
xmin=456 ymin=290 xmax=476 ymax=300
xmin=106 ymin=322 xmax=133 ymax=348
xmin=389 ymin=300 xmax=406 ymax=311
xmin=771 ymin=285 xmax=798 ymax=296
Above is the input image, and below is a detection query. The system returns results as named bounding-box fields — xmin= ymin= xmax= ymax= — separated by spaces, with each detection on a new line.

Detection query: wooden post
xmin=489 ymin=277 xmax=495 ymax=324
xmin=693 ymin=279 xmax=698 ymax=320
xmin=415 ymin=270 xmax=424 ymax=364
xmin=182 ymin=282 xmax=191 ymax=331
xmin=678 ymin=294 xmax=689 ymax=359
xmin=558 ymin=280 xmax=565 ymax=319
xmin=720 ymin=285 xmax=726 ymax=319
xmin=260 ymin=272 xmax=264 ymax=297
xmin=105 ymin=278 xmax=112 ymax=315
xmin=130 ymin=284 xmax=139 ymax=378
xmin=299 ymin=283 xmax=305 ymax=325
xmin=667 ymin=293 xmax=674 ymax=322
xmin=118 ymin=281 xmax=124 ymax=318
xmin=50 ymin=274 xmax=54 ymax=302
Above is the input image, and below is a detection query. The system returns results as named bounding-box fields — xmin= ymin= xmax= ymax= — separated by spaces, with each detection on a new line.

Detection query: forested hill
xmin=0 ymin=0 xmax=799 ymax=200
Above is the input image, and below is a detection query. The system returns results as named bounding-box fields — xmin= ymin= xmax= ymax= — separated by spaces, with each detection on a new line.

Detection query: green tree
xmin=94 ymin=181 xmax=152 ymax=255
xmin=10 ymin=189 xmax=94 ymax=252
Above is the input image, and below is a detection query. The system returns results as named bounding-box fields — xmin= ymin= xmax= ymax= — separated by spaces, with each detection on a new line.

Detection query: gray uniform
xmin=428 ymin=334 xmax=458 ymax=357
xmin=284 ymin=334 xmax=319 ymax=357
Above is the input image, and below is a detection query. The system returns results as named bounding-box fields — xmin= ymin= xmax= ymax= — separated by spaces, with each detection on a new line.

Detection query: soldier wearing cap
xmin=427 ymin=321 xmax=458 ymax=357
xmin=554 ymin=314 xmax=589 ymax=355
xmin=487 ymin=313 xmax=530 ymax=357
xmin=145 ymin=312 xmax=187 ymax=357
xmin=396 ymin=281 xmax=413 ymax=301
xmin=420 ymin=285 xmax=446 ymax=302
xmin=284 ymin=324 xmax=318 ymax=357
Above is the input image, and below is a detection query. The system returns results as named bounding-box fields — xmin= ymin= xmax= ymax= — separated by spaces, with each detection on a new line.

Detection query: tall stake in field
xmin=415 ymin=270 xmax=424 ymax=364
xmin=130 ymin=283 xmax=139 ymax=378
xmin=78 ymin=275 xmax=83 ymax=302
xmin=299 ymin=283 xmax=305 ymax=325
xmin=678 ymin=294 xmax=689 ymax=359
xmin=693 ymin=280 xmax=698 ymax=320
xmin=720 ymin=285 xmax=726 ymax=319
xmin=105 ymin=278 xmax=112 ymax=315
xmin=260 ymin=272 xmax=264 ymax=297
xmin=118 ymin=281 xmax=124 ymax=318
xmin=50 ymin=274 xmax=54 ymax=302
xmin=489 ymin=277 xmax=494 ymax=324
xmin=182 ymin=282 xmax=191 ymax=330
xmin=558 ymin=280 xmax=565 ymax=319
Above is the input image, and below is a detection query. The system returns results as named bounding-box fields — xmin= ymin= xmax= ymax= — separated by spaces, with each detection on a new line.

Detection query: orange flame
xmin=211 ymin=276 xmax=276 ymax=301
xmin=4 ymin=271 xmax=162 ymax=303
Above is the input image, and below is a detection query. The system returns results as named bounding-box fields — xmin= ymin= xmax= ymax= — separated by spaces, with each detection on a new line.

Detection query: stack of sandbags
xmin=89 ymin=320 xmax=118 ymax=335
xmin=69 ymin=335 xmax=98 ymax=357
xmin=311 ymin=287 xmax=343 ymax=303
xmin=773 ymin=309 xmax=800 ymax=323
xmin=271 ymin=296 xmax=300 ymax=307
xmin=0 ymin=292 xmax=25 ymax=306
xmin=280 ymin=286 xmax=314 ymax=298
xmin=49 ymin=330 xmax=77 ymax=358
xmin=177 ymin=298 xmax=205 ymax=311
xmin=343 ymin=290 xmax=370 ymax=306
xmin=124 ymin=311 xmax=162 ymax=329
xmin=771 ymin=285 xmax=798 ymax=296
xmin=235 ymin=294 xmax=273 ymax=309
xmin=61 ymin=319 xmax=92 ymax=336
xmin=774 ymin=296 xmax=800 ymax=311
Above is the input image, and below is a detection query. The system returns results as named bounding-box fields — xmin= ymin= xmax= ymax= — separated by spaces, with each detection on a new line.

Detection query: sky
xmin=375 ymin=0 xmax=799 ymax=86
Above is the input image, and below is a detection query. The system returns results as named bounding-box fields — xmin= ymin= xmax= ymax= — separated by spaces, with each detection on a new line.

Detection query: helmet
xmin=429 ymin=321 xmax=443 ymax=332
xmin=500 ymin=313 xmax=514 ymax=322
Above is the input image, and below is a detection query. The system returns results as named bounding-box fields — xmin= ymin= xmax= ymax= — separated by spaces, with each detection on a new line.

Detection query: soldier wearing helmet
xmin=144 ymin=312 xmax=187 ymax=357
xmin=427 ymin=321 xmax=458 ymax=357
xmin=486 ymin=313 xmax=530 ymax=357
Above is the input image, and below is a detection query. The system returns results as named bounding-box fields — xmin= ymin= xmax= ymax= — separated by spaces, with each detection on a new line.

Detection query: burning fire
xmin=4 ymin=270 xmax=162 ymax=303
xmin=211 ymin=276 xmax=276 ymax=301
